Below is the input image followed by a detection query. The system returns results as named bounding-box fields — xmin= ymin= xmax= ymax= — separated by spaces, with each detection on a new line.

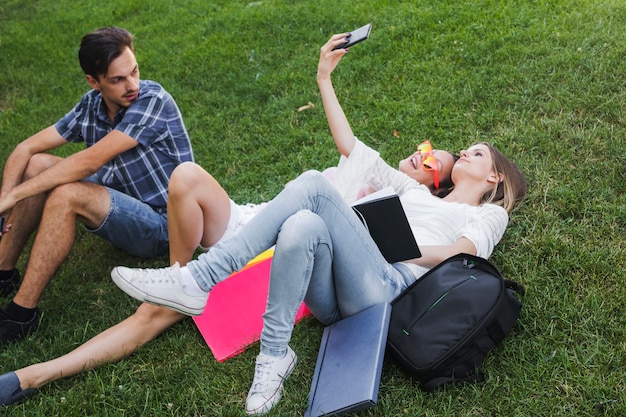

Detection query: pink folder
xmin=193 ymin=250 xmax=311 ymax=362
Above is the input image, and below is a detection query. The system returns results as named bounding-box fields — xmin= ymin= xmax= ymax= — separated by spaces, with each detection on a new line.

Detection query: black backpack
xmin=387 ymin=253 xmax=524 ymax=391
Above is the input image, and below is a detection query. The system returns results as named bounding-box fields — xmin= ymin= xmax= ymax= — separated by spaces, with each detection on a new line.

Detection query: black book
xmin=352 ymin=187 xmax=421 ymax=263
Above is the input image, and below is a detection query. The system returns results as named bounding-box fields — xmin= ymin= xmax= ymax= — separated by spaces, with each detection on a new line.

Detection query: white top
xmin=331 ymin=139 xmax=509 ymax=279
xmin=212 ymin=139 xmax=507 ymax=281
xmin=201 ymin=201 xmax=267 ymax=251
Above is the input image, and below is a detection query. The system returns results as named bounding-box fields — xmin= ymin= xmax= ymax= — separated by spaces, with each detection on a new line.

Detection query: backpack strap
xmin=422 ymin=373 xmax=486 ymax=392
xmin=504 ymin=279 xmax=525 ymax=296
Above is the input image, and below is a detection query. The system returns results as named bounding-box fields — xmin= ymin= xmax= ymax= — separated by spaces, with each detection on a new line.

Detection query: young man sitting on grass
xmin=0 ymin=26 xmax=193 ymax=344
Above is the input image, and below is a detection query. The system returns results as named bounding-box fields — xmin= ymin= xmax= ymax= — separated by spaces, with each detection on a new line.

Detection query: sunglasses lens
xmin=422 ymin=156 xmax=440 ymax=189
xmin=423 ymin=156 xmax=437 ymax=170
xmin=417 ymin=141 xmax=432 ymax=154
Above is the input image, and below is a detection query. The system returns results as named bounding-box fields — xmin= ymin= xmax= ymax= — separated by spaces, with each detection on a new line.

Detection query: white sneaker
xmin=245 ymin=346 xmax=297 ymax=415
xmin=110 ymin=262 xmax=207 ymax=316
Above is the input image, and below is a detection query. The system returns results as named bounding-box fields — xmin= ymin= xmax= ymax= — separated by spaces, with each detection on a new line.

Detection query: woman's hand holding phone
xmin=332 ymin=23 xmax=372 ymax=50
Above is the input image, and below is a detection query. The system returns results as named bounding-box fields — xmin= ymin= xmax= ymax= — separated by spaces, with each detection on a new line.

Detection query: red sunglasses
xmin=417 ymin=141 xmax=440 ymax=189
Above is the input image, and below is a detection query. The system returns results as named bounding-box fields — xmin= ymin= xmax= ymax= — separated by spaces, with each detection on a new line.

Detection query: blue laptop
xmin=305 ymin=303 xmax=391 ymax=417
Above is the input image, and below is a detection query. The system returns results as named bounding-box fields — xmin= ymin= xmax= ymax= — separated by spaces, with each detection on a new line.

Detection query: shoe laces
xmin=249 ymin=357 xmax=278 ymax=395
xmin=137 ymin=264 xmax=178 ymax=284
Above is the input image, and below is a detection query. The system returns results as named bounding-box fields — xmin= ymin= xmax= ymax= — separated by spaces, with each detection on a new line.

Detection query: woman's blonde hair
xmin=478 ymin=142 xmax=527 ymax=213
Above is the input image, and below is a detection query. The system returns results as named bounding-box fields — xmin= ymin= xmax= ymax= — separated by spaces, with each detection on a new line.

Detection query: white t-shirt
xmin=331 ymin=139 xmax=509 ymax=279
xmin=209 ymin=139 xmax=508 ymax=280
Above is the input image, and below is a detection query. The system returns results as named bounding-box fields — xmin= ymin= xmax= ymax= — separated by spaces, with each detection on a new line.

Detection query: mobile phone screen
xmin=333 ymin=23 xmax=372 ymax=50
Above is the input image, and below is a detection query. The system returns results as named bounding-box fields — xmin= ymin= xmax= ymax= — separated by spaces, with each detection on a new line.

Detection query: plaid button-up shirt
xmin=55 ymin=80 xmax=193 ymax=213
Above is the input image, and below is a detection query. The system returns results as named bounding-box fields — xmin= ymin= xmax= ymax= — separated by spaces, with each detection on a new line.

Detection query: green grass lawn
xmin=1 ymin=0 xmax=625 ymax=416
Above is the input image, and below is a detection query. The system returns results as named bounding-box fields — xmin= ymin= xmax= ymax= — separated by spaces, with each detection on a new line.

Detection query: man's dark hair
xmin=78 ymin=27 xmax=134 ymax=79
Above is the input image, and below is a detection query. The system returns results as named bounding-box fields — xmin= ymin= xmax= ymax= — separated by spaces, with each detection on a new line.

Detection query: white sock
xmin=180 ymin=266 xmax=207 ymax=297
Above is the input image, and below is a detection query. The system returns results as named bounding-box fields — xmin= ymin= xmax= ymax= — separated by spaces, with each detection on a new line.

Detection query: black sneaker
xmin=0 ymin=270 xmax=20 ymax=297
xmin=0 ymin=307 xmax=40 ymax=344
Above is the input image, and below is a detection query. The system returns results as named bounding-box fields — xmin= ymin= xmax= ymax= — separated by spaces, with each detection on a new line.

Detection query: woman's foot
xmin=0 ymin=372 xmax=37 ymax=406
xmin=245 ymin=346 xmax=297 ymax=415
xmin=110 ymin=263 xmax=207 ymax=316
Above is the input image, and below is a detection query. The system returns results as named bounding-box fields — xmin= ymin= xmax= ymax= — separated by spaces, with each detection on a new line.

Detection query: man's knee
xmin=44 ymin=182 xmax=110 ymax=225
xmin=46 ymin=182 xmax=96 ymax=206
xmin=24 ymin=153 xmax=62 ymax=180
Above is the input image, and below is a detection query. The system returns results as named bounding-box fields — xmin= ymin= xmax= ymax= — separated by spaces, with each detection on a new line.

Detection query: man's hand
xmin=0 ymin=214 xmax=12 ymax=237
xmin=0 ymin=192 xmax=18 ymax=223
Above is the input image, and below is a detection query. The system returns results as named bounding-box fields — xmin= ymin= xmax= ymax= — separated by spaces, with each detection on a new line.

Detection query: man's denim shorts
xmin=84 ymin=176 xmax=169 ymax=259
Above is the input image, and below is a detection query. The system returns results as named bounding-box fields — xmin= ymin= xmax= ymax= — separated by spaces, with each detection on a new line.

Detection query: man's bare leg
xmin=12 ymin=181 xmax=110 ymax=309
xmin=10 ymin=162 xmax=233 ymax=393
xmin=0 ymin=154 xmax=61 ymax=284
xmin=0 ymin=181 xmax=110 ymax=343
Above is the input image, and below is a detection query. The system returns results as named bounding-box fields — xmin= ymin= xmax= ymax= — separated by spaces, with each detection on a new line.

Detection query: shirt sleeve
xmin=330 ymin=138 xmax=381 ymax=203
xmin=54 ymin=100 xmax=87 ymax=143
xmin=331 ymin=138 xmax=424 ymax=203
xmin=459 ymin=204 xmax=509 ymax=258
xmin=114 ymin=90 xmax=168 ymax=146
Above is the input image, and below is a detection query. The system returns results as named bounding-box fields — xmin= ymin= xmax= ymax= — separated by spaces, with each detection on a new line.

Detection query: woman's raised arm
xmin=317 ymin=34 xmax=357 ymax=157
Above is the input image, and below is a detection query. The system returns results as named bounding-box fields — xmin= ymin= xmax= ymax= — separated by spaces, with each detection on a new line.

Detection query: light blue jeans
xmin=187 ymin=171 xmax=416 ymax=356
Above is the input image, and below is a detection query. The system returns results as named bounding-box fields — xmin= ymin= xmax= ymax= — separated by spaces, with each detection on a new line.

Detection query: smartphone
xmin=0 ymin=217 xmax=4 ymax=233
xmin=333 ymin=23 xmax=372 ymax=50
